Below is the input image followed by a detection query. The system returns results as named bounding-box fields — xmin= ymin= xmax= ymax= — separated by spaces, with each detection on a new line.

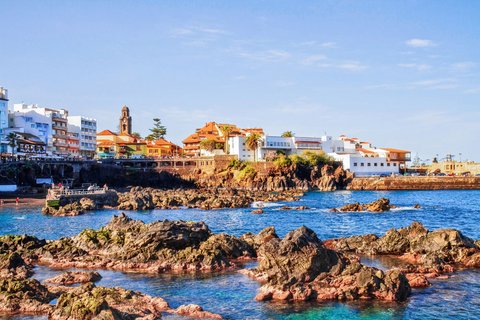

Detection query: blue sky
xmin=1 ymin=0 xmax=479 ymax=161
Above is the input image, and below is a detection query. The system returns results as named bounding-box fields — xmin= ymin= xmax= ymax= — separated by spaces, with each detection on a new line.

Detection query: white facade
xmin=68 ymin=116 xmax=97 ymax=158
xmin=229 ymin=136 xmax=256 ymax=161
xmin=228 ymin=133 xmax=407 ymax=176
xmin=0 ymin=87 xmax=9 ymax=153
xmin=330 ymin=153 xmax=399 ymax=176
xmin=9 ymin=110 xmax=53 ymax=154
xmin=13 ymin=104 xmax=70 ymax=155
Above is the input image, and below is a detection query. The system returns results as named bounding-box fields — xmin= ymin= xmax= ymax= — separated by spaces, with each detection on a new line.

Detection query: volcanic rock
xmin=37 ymin=213 xmax=255 ymax=273
xmin=325 ymin=222 xmax=480 ymax=276
xmin=244 ymin=226 xmax=411 ymax=302
xmin=44 ymin=271 xmax=102 ymax=285
xmin=49 ymin=282 xmax=169 ymax=319
xmin=333 ymin=198 xmax=393 ymax=212
xmin=174 ymin=304 xmax=223 ymax=319
xmin=42 ymin=202 xmax=84 ymax=216
xmin=0 ymin=253 xmax=33 ymax=280
xmin=0 ymin=278 xmax=53 ymax=315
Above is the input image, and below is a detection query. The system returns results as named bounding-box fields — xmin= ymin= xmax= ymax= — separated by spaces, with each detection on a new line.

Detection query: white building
xmin=0 ymin=87 xmax=9 ymax=153
xmin=13 ymin=104 xmax=70 ymax=156
xmin=330 ymin=153 xmax=399 ymax=176
xmin=229 ymin=135 xmax=324 ymax=161
xmin=68 ymin=116 xmax=97 ymax=158
xmin=229 ymin=133 xmax=410 ymax=176
xmin=8 ymin=109 xmax=53 ymax=154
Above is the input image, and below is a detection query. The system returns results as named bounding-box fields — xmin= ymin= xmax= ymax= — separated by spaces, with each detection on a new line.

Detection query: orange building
xmin=146 ymin=138 xmax=182 ymax=158
xmin=182 ymin=121 xmax=263 ymax=157
xmin=96 ymin=129 xmax=146 ymax=158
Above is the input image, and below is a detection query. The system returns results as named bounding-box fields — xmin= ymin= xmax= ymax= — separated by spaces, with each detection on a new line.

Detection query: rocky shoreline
xmin=324 ymin=222 xmax=480 ymax=287
xmin=43 ymin=187 xmax=304 ymax=216
xmin=2 ymin=214 xmax=480 ymax=318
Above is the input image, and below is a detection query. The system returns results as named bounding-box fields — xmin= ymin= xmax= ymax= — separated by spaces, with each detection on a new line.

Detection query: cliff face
xmin=184 ymin=164 xmax=354 ymax=192
xmin=348 ymin=176 xmax=480 ymax=190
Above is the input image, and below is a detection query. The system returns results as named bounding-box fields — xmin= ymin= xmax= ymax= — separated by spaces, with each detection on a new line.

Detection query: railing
xmin=48 ymin=187 xmax=107 ymax=199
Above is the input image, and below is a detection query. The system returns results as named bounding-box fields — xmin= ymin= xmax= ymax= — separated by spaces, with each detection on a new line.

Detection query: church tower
xmin=119 ymin=105 xmax=132 ymax=135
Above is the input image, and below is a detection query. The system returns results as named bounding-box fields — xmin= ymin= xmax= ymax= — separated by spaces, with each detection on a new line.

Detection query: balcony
xmin=53 ymin=140 xmax=68 ymax=148
xmin=52 ymin=123 xmax=67 ymax=130
xmin=54 ymin=133 xmax=68 ymax=140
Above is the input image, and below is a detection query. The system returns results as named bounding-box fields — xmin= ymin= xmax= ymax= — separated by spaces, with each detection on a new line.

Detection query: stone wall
xmin=348 ymin=176 xmax=480 ymax=190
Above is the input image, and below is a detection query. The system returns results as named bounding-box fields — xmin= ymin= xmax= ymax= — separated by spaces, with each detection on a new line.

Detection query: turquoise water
xmin=1 ymin=190 xmax=480 ymax=319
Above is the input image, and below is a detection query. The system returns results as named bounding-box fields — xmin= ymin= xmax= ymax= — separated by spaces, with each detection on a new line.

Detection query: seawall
xmin=348 ymin=176 xmax=480 ymax=190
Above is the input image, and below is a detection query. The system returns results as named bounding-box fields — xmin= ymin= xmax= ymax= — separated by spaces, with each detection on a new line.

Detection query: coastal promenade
xmin=348 ymin=176 xmax=480 ymax=190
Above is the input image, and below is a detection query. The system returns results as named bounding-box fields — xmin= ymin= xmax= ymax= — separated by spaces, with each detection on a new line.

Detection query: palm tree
xmin=7 ymin=132 xmax=18 ymax=158
xmin=245 ymin=133 xmax=262 ymax=162
xmin=199 ymin=139 xmax=217 ymax=153
xmin=220 ymin=125 xmax=234 ymax=154
xmin=281 ymin=131 xmax=294 ymax=137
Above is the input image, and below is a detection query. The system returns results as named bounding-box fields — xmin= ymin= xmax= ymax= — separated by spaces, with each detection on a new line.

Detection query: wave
xmin=251 ymin=201 xmax=282 ymax=208
xmin=390 ymin=206 xmax=421 ymax=211
xmin=13 ymin=215 xmax=26 ymax=220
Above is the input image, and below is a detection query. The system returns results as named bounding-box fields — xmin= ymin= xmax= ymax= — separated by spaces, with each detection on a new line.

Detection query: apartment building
xmin=68 ymin=116 xmax=97 ymax=159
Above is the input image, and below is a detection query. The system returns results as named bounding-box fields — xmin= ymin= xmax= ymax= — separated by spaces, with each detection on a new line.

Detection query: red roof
xmin=357 ymin=148 xmax=377 ymax=154
xmin=97 ymin=129 xmax=117 ymax=136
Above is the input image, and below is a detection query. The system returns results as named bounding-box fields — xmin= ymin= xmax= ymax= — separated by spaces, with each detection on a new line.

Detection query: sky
xmin=1 ymin=0 xmax=479 ymax=161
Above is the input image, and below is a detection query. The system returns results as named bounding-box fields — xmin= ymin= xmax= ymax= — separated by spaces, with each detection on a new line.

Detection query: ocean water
xmin=1 ymin=190 xmax=480 ymax=319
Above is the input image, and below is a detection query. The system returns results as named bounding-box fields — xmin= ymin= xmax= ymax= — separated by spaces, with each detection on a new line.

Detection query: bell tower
xmin=119 ymin=105 xmax=132 ymax=135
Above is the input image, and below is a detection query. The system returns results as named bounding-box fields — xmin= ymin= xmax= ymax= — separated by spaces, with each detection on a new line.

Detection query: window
xmin=393 ymin=163 xmax=397 ymax=166
xmin=353 ymin=163 xmax=358 ymax=166
xmin=367 ymin=163 xmax=371 ymax=166
xmin=361 ymin=163 xmax=364 ymax=166
xmin=374 ymin=163 xmax=378 ymax=166
xmin=381 ymin=163 xmax=384 ymax=166
xmin=387 ymin=163 xmax=391 ymax=166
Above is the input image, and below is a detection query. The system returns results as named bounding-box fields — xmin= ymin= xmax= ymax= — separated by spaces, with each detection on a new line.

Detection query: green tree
xmin=131 ymin=132 xmax=142 ymax=139
xmin=245 ymin=133 xmax=262 ymax=162
xmin=199 ymin=139 xmax=217 ymax=153
xmin=281 ymin=131 xmax=294 ymax=137
xmin=7 ymin=132 xmax=18 ymax=157
xmin=146 ymin=118 xmax=167 ymax=141
xmin=220 ymin=125 xmax=234 ymax=154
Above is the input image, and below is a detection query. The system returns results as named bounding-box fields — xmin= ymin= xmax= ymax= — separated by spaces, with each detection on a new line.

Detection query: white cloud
xmin=296 ymin=41 xmax=336 ymax=48
xmin=303 ymin=56 xmax=367 ymax=72
xmin=170 ymin=26 xmax=228 ymax=47
xmin=411 ymin=78 xmax=458 ymax=89
xmin=405 ymin=38 xmax=436 ymax=48
xmin=336 ymin=61 xmax=368 ymax=72
xmin=302 ymin=54 xmax=327 ymax=65
xmin=171 ymin=26 xmax=228 ymax=37
xmin=321 ymin=42 xmax=337 ymax=48
xmin=238 ymin=49 xmax=291 ymax=62
xmin=399 ymin=63 xmax=431 ymax=71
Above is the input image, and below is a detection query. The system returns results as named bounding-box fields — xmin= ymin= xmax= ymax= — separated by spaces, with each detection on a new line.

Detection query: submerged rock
xmin=45 ymin=271 xmax=102 ymax=285
xmin=174 ymin=304 xmax=223 ymax=319
xmin=243 ymin=226 xmax=411 ymax=302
